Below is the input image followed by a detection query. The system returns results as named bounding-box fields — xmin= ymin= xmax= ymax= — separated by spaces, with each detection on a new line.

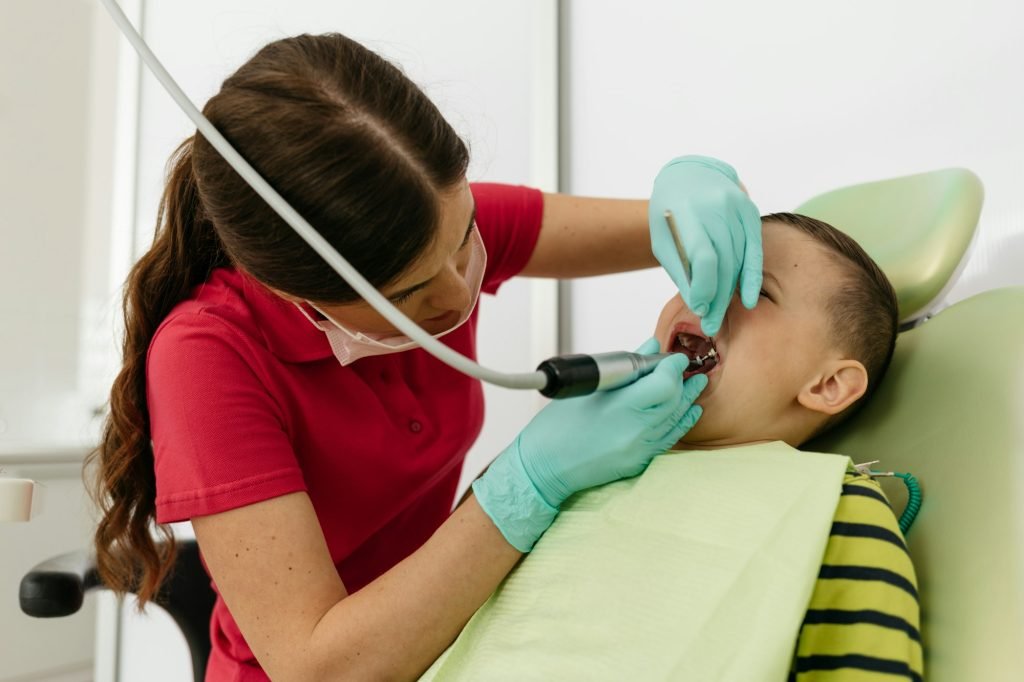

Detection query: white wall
xmin=564 ymin=0 xmax=1024 ymax=354
xmin=0 ymin=0 xmax=125 ymax=450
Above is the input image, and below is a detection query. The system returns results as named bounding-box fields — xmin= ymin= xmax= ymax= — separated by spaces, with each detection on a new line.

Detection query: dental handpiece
xmin=537 ymin=351 xmax=708 ymax=399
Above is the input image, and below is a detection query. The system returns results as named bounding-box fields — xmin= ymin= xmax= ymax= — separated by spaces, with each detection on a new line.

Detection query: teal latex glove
xmin=649 ymin=155 xmax=764 ymax=336
xmin=473 ymin=337 xmax=708 ymax=551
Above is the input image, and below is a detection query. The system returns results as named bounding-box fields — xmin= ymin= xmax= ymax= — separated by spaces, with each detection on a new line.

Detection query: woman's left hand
xmin=649 ymin=155 xmax=764 ymax=336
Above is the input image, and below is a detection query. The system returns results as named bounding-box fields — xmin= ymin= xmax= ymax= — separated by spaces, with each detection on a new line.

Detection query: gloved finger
xmin=681 ymin=207 xmax=718 ymax=318
xmin=652 ymin=351 xmax=692 ymax=384
xmin=647 ymin=388 xmax=704 ymax=446
xmin=634 ymin=336 xmax=661 ymax=355
xmin=700 ymin=213 xmax=736 ymax=337
xmin=663 ymin=404 xmax=704 ymax=445
xmin=738 ymin=201 xmax=764 ymax=310
xmin=656 ymin=370 xmax=709 ymax=434
xmin=630 ymin=356 xmax=704 ymax=425
xmin=681 ymin=372 xmax=710 ymax=405
xmin=633 ymin=353 xmax=691 ymax=408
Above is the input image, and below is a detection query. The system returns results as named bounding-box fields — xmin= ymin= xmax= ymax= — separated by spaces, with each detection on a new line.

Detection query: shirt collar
xmin=237 ymin=270 xmax=334 ymax=363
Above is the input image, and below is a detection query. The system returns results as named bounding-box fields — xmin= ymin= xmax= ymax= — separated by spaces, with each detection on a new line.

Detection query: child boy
xmin=426 ymin=213 xmax=920 ymax=681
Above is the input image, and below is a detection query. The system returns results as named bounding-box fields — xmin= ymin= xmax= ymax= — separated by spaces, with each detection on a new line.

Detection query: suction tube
xmin=99 ymin=0 xmax=672 ymax=398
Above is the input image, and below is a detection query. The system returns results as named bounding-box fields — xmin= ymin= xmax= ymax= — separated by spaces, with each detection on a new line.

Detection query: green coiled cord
xmin=894 ymin=472 xmax=922 ymax=536
xmin=868 ymin=469 xmax=922 ymax=535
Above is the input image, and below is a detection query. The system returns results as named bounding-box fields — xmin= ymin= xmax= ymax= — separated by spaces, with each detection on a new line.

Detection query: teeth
xmin=689 ymin=345 xmax=718 ymax=371
xmin=676 ymin=333 xmax=701 ymax=352
xmin=697 ymin=348 xmax=719 ymax=364
xmin=674 ymin=331 xmax=720 ymax=373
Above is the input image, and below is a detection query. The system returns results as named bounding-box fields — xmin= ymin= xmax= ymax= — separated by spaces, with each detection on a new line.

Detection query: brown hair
xmin=88 ymin=33 xmax=469 ymax=606
xmin=761 ymin=212 xmax=899 ymax=428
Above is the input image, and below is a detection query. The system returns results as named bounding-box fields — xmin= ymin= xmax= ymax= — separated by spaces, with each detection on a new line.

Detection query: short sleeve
xmin=147 ymin=313 xmax=307 ymax=523
xmin=471 ymin=183 xmax=544 ymax=294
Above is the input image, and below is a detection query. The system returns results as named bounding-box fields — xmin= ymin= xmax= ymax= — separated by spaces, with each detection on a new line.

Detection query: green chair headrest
xmin=795 ymin=169 xmax=983 ymax=325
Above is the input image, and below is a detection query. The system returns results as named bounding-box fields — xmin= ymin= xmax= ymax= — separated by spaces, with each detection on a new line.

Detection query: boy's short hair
xmin=762 ymin=213 xmax=899 ymax=430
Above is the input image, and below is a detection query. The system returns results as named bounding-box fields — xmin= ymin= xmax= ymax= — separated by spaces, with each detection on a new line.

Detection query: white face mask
xmin=295 ymin=227 xmax=487 ymax=366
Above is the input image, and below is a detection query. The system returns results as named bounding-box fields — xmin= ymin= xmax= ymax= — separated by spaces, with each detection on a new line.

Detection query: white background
xmin=560 ymin=15 xmax=1024 ymax=679
xmin=564 ymin=0 xmax=1024 ymax=354
xmin=2 ymin=0 xmax=1023 ymax=679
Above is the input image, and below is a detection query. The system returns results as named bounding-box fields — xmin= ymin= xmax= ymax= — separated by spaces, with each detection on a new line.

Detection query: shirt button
xmin=409 ymin=420 xmax=422 ymax=433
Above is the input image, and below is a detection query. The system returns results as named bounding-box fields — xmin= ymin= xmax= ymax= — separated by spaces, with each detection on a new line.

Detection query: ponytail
xmin=89 ymin=31 xmax=470 ymax=607
xmin=88 ymin=139 xmax=227 ymax=606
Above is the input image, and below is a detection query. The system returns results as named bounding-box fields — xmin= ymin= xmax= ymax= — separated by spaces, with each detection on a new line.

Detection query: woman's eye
xmin=391 ymin=292 xmax=414 ymax=305
xmin=459 ymin=223 xmax=477 ymax=249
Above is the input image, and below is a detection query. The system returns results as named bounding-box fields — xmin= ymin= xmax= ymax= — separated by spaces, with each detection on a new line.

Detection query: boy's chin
xmin=674 ymin=421 xmax=711 ymax=448
xmin=674 ymin=418 xmax=749 ymax=449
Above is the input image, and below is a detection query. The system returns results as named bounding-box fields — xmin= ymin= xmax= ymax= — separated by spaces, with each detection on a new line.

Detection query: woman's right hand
xmin=472 ymin=338 xmax=708 ymax=551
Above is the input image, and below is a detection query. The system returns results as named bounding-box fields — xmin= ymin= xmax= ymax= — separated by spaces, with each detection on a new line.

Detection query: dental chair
xmin=800 ymin=169 xmax=1024 ymax=681
xmin=19 ymin=169 xmax=1021 ymax=681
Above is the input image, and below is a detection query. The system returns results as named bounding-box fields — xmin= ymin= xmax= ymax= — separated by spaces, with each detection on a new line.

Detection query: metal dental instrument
xmin=852 ymin=460 xmax=923 ymax=535
xmin=663 ymin=210 xmax=692 ymax=286
xmin=99 ymin=0 xmax=674 ymax=400
xmin=665 ymin=210 xmax=721 ymax=373
xmin=536 ymin=352 xmax=679 ymax=398
xmin=689 ymin=347 xmax=718 ymax=368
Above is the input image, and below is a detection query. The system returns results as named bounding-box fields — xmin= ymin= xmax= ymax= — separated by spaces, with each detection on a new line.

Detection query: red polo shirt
xmin=147 ymin=183 xmax=543 ymax=680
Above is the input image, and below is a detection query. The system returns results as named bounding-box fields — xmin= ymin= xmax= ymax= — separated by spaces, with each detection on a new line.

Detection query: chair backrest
xmin=807 ymin=287 xmax=1024 ymax=681
xmin=157 ymin=539 xmax=216 ymax=681
xmin=796 ymin=168 xmax=983 ymax=326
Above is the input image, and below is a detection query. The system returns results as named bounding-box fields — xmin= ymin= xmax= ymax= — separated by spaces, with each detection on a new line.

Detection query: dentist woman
xmin=91 ymin=32 xmax=763 ymax=681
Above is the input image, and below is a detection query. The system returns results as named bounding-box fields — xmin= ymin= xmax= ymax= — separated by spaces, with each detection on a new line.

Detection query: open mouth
xmin=671 ymin=330 xmax=721 ymax=380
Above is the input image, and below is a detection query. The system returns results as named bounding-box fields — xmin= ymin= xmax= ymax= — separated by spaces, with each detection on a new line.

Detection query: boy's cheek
xmin=656 ymin=295 xmax=686 ymax=327
xmin=692 ymin=372 xmax=724 ymax=411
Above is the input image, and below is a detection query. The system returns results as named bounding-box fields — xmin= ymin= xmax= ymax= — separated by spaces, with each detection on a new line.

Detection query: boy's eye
xmin=759 ymin=289 xmax=773 ymax=302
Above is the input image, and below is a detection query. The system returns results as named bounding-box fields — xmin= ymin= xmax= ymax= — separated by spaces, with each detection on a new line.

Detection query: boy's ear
xmin=797 ymin=360 xmax=868 ymax=416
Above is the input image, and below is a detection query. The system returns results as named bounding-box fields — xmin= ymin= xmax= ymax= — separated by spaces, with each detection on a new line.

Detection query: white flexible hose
xmin=99 ymin=0 xmax=547 ymax=391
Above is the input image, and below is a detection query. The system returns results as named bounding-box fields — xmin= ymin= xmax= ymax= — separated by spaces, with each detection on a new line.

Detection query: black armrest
xmin=19 ymin=549 xmax=102 ymax=617
xmin=20 ymin=540 xmax=215 ymax=681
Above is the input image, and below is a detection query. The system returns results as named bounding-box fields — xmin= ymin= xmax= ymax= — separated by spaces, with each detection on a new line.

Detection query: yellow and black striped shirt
xmin=790 ymin=472 xmax=923 ymax=681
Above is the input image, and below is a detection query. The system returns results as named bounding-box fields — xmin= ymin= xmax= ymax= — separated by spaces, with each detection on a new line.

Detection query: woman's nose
xmin=428 ymin=263 xmax=472 ymax=311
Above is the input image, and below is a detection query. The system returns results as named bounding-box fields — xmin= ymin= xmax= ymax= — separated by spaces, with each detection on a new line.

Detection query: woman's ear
xmin=797 ymin=360 xmax=868 ymax=416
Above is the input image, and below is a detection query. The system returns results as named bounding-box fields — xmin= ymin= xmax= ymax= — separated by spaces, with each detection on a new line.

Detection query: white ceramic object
xmin=0 ymin=478 xmax=34 ymax=521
